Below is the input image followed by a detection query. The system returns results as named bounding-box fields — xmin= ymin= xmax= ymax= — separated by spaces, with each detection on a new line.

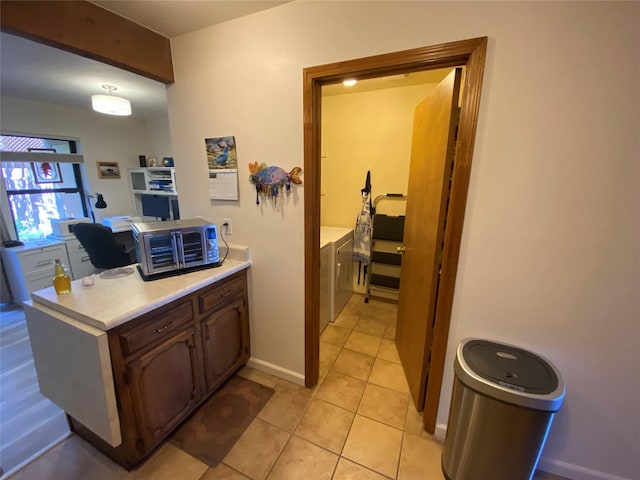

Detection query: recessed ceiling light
xmin=343 ymin=79 xmax=358 ymax=87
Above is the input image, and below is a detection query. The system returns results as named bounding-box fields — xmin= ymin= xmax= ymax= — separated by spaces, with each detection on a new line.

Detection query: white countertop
xmin=320 ymin=226 xmax=354 ymax=249
xmin=30 ymin=246 xmax=251 ymax=331
xmin=2 ymin=238 xmax=66 ymax=252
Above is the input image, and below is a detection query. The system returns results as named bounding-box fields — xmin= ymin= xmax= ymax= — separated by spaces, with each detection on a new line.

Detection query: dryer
xmin=320 ymin=226 xmax=354 ymax=329
xmin=333 ymin=230 xmax=353 ymax=320
xmin=319 ymin=238 xmax=332 ymax=334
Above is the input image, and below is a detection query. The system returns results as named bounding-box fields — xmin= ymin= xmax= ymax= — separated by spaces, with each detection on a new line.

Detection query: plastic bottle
xmin=53 ymin=258 xmax=71 ymax=295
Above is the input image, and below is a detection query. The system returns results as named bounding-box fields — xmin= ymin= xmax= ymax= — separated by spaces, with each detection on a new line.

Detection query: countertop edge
xmin=30 ymin=245 xmax=251 ymax=331
xmin=106 ymin=261 xmax=252 ymax=330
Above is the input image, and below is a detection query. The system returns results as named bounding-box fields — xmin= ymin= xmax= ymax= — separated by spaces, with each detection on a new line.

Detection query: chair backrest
xmin=73 ymin=223 xmax=134 ymax=269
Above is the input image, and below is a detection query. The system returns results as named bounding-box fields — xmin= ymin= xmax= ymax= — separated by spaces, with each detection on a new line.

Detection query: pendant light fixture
xmin=91 ymin=85 xmax=132 ymax=116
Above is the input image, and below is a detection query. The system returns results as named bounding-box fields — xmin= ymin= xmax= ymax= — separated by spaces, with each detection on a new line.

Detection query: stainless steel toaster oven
xmin=132 ymin=218 xmax=220 ymax=280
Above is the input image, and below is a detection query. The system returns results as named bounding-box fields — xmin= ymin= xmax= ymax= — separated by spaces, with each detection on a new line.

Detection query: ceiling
xmin=322 ymin=71 xmax=451 ymax=97
xmin=92 ymin=1 xmax=290 ymax=38
xmin=0 ymin=1 xmax=289 ymax=120
xmin=0 ymin=1 xmax=448 ymax=121
xmin=0 ymin=32 xmax=169 ymax=120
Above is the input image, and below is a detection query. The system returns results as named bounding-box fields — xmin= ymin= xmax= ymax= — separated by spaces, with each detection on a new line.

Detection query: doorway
xmin=304 ymin=37 xmax=487 ymax=433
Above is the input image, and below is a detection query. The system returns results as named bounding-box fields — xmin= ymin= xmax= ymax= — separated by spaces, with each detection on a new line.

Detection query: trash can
xmin=442 ymin=338 xmax=565 ymax=480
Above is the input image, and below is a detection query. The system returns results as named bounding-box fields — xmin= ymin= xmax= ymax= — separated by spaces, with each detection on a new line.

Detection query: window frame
xmin=0 ymin=134 xmax=88 ymax=242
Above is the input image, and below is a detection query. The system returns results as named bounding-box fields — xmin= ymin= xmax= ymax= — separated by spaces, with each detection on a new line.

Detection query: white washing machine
xmin=320 ymin=226 xmax=354 ymax=330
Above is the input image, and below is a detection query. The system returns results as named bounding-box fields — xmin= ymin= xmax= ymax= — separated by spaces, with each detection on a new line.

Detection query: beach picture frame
xmin=97 ymin=161 xmax=121 ymax=179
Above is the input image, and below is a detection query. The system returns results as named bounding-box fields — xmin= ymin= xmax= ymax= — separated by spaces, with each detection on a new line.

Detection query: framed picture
xmin=31 ymin=162 xmax=63 ymax=184
xmin=97 ymin=161 xmax=121 ymax=179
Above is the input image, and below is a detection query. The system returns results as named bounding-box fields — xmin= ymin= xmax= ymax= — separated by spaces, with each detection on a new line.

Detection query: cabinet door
xmin=126 ymin=326 xmax=201 ymax=451
xmin=201 ymin=298 xmax=249 ymax=393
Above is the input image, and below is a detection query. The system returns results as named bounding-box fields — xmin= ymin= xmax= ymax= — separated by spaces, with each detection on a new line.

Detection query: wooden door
xmin=201 ymin=298 xmax=249 ymax=392
xmin=396 ymin=68 xmax=462 ymax=410
xmin=126 ymin=326 xmax=201 ymax=450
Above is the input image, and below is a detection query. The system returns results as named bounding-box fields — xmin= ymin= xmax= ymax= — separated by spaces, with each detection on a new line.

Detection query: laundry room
xmin=318 ymin=68 xmax=454 ymax=331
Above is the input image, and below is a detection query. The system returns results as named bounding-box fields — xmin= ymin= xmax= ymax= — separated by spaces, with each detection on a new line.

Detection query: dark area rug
xmin=170 ymin=375 xmax=274 ymax=467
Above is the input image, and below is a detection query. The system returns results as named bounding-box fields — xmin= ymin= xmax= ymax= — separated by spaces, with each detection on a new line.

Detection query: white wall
xmin=143 ymin=116 xmax=173 ymax=162
xmin=167 ymin=2 xmax=639 ymax=479
xmin=1 ymin=96 xmax=168 ymax=222
xmin=321 ymin=83 xmax=436 ymax=226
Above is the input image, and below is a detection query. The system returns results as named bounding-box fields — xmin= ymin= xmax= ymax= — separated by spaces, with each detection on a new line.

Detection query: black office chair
xmin=73 ymin=223 xmax=136 ymax=270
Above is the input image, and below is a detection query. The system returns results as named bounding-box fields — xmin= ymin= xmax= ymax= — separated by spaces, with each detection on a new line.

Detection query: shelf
xmin=129 ymin=167 xmax=177 ymax=196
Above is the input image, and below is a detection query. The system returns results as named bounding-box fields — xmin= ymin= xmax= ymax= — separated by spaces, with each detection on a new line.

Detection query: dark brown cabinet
xmin=68 ymin=269 xmax=250 ymax=469
xmin=126 ymin=325 xmax=202 ymax=451
xmin=202 ymin=298 xmax=249 ymax=392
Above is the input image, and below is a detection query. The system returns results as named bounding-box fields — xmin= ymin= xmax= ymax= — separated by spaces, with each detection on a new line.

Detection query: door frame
xmin=303 ymin=36 xmax=487 ymax=433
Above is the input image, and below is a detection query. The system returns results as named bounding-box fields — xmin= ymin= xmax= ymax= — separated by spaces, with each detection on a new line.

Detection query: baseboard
xmin=537 ymin=458 xmax=633 ymax=480
xmin=434 ymin=423 xmax=447 ymax=442
xmin=246 ymin=357 xmax=305 ymax=386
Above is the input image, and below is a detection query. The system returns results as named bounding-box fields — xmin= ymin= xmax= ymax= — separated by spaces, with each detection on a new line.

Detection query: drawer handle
xmin=37 ymin=259 xmax=54 ymax=267
xmin=153 ymin=322 xmax=172 ymax=334
xmin=81 ymin=255 xmax=91 ymax=262
xmin=220 ymin=290 xmax=233 ymax=298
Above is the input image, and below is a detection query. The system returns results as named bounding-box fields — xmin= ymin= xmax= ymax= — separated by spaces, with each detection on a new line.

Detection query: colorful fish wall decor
xmin=248 ymin=162 xmax=302 ymax=205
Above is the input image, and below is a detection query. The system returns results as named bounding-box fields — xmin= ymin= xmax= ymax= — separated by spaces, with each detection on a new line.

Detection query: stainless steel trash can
xmin=442 ymin=338 xmax=565 ymax=480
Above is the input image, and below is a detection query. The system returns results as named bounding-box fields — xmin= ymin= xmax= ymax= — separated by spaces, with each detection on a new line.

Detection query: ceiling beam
xmin=0 ymin=0 xmax=174 ymax=84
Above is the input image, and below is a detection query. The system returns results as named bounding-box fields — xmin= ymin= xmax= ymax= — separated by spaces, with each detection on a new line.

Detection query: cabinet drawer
xmin=119 ymin=301 xmax=194 ymax=356
xmin=66 ymin=239 xmax=95 ymax=279
xmin=27 ymin=268 xmax=59 ymax=294
xmin=198 ymin=275 xmax=245 ymax=314
xmin=19 ymin=244 xmax=68 ymax=276
xmin=68 ymin=253 xmax=95 ymax=280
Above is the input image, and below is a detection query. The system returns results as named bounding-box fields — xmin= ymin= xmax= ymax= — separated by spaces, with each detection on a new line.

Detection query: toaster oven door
xmin=142 ymin=232 xmax=180 ymax=274
xmin=180 ymin=229 xmax=207 ymax=267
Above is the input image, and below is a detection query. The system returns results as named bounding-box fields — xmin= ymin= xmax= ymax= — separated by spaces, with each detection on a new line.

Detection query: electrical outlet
xmin=223 ymin=219 xmax=232 ymax=235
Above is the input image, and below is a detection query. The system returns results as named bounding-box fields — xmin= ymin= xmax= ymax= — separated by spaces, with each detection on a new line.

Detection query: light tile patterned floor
xmin=7 ymin=295 xmax=569 ymax=480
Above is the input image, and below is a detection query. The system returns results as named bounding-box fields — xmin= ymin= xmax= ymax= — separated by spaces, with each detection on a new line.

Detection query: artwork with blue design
xmin=206 ymin=136 xmax=239 ymax=200
xmin=206 ymin=136 xmax=237 ymax=169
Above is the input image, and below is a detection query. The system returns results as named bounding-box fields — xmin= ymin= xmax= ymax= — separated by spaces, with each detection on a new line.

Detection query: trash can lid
xmin=454 ymin=338 xmax=565 ymax=411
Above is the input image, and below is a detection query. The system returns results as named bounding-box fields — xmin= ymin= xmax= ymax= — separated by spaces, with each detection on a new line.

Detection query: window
xmin=1 ymin=135 xmax=87 ymax=242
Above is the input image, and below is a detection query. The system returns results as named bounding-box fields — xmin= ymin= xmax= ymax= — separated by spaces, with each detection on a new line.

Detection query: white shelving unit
xmin=128 ymin=168 xmax=180 ymax=221
xmin=129 ymin=167 xmax=177 ymax=196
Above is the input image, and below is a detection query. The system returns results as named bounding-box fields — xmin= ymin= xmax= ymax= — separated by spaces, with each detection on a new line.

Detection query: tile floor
xmin=7 ymin=295 xmax=567 ymax=480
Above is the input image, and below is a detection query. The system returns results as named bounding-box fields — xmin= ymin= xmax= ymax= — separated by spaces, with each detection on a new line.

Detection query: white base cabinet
xmin=55 ymin=236 xmax=96 ymax=280
xmin=2 ymin=237 xmax=96 ymax=304
xmin=2 ymin=241 xmax=70 ymax=303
